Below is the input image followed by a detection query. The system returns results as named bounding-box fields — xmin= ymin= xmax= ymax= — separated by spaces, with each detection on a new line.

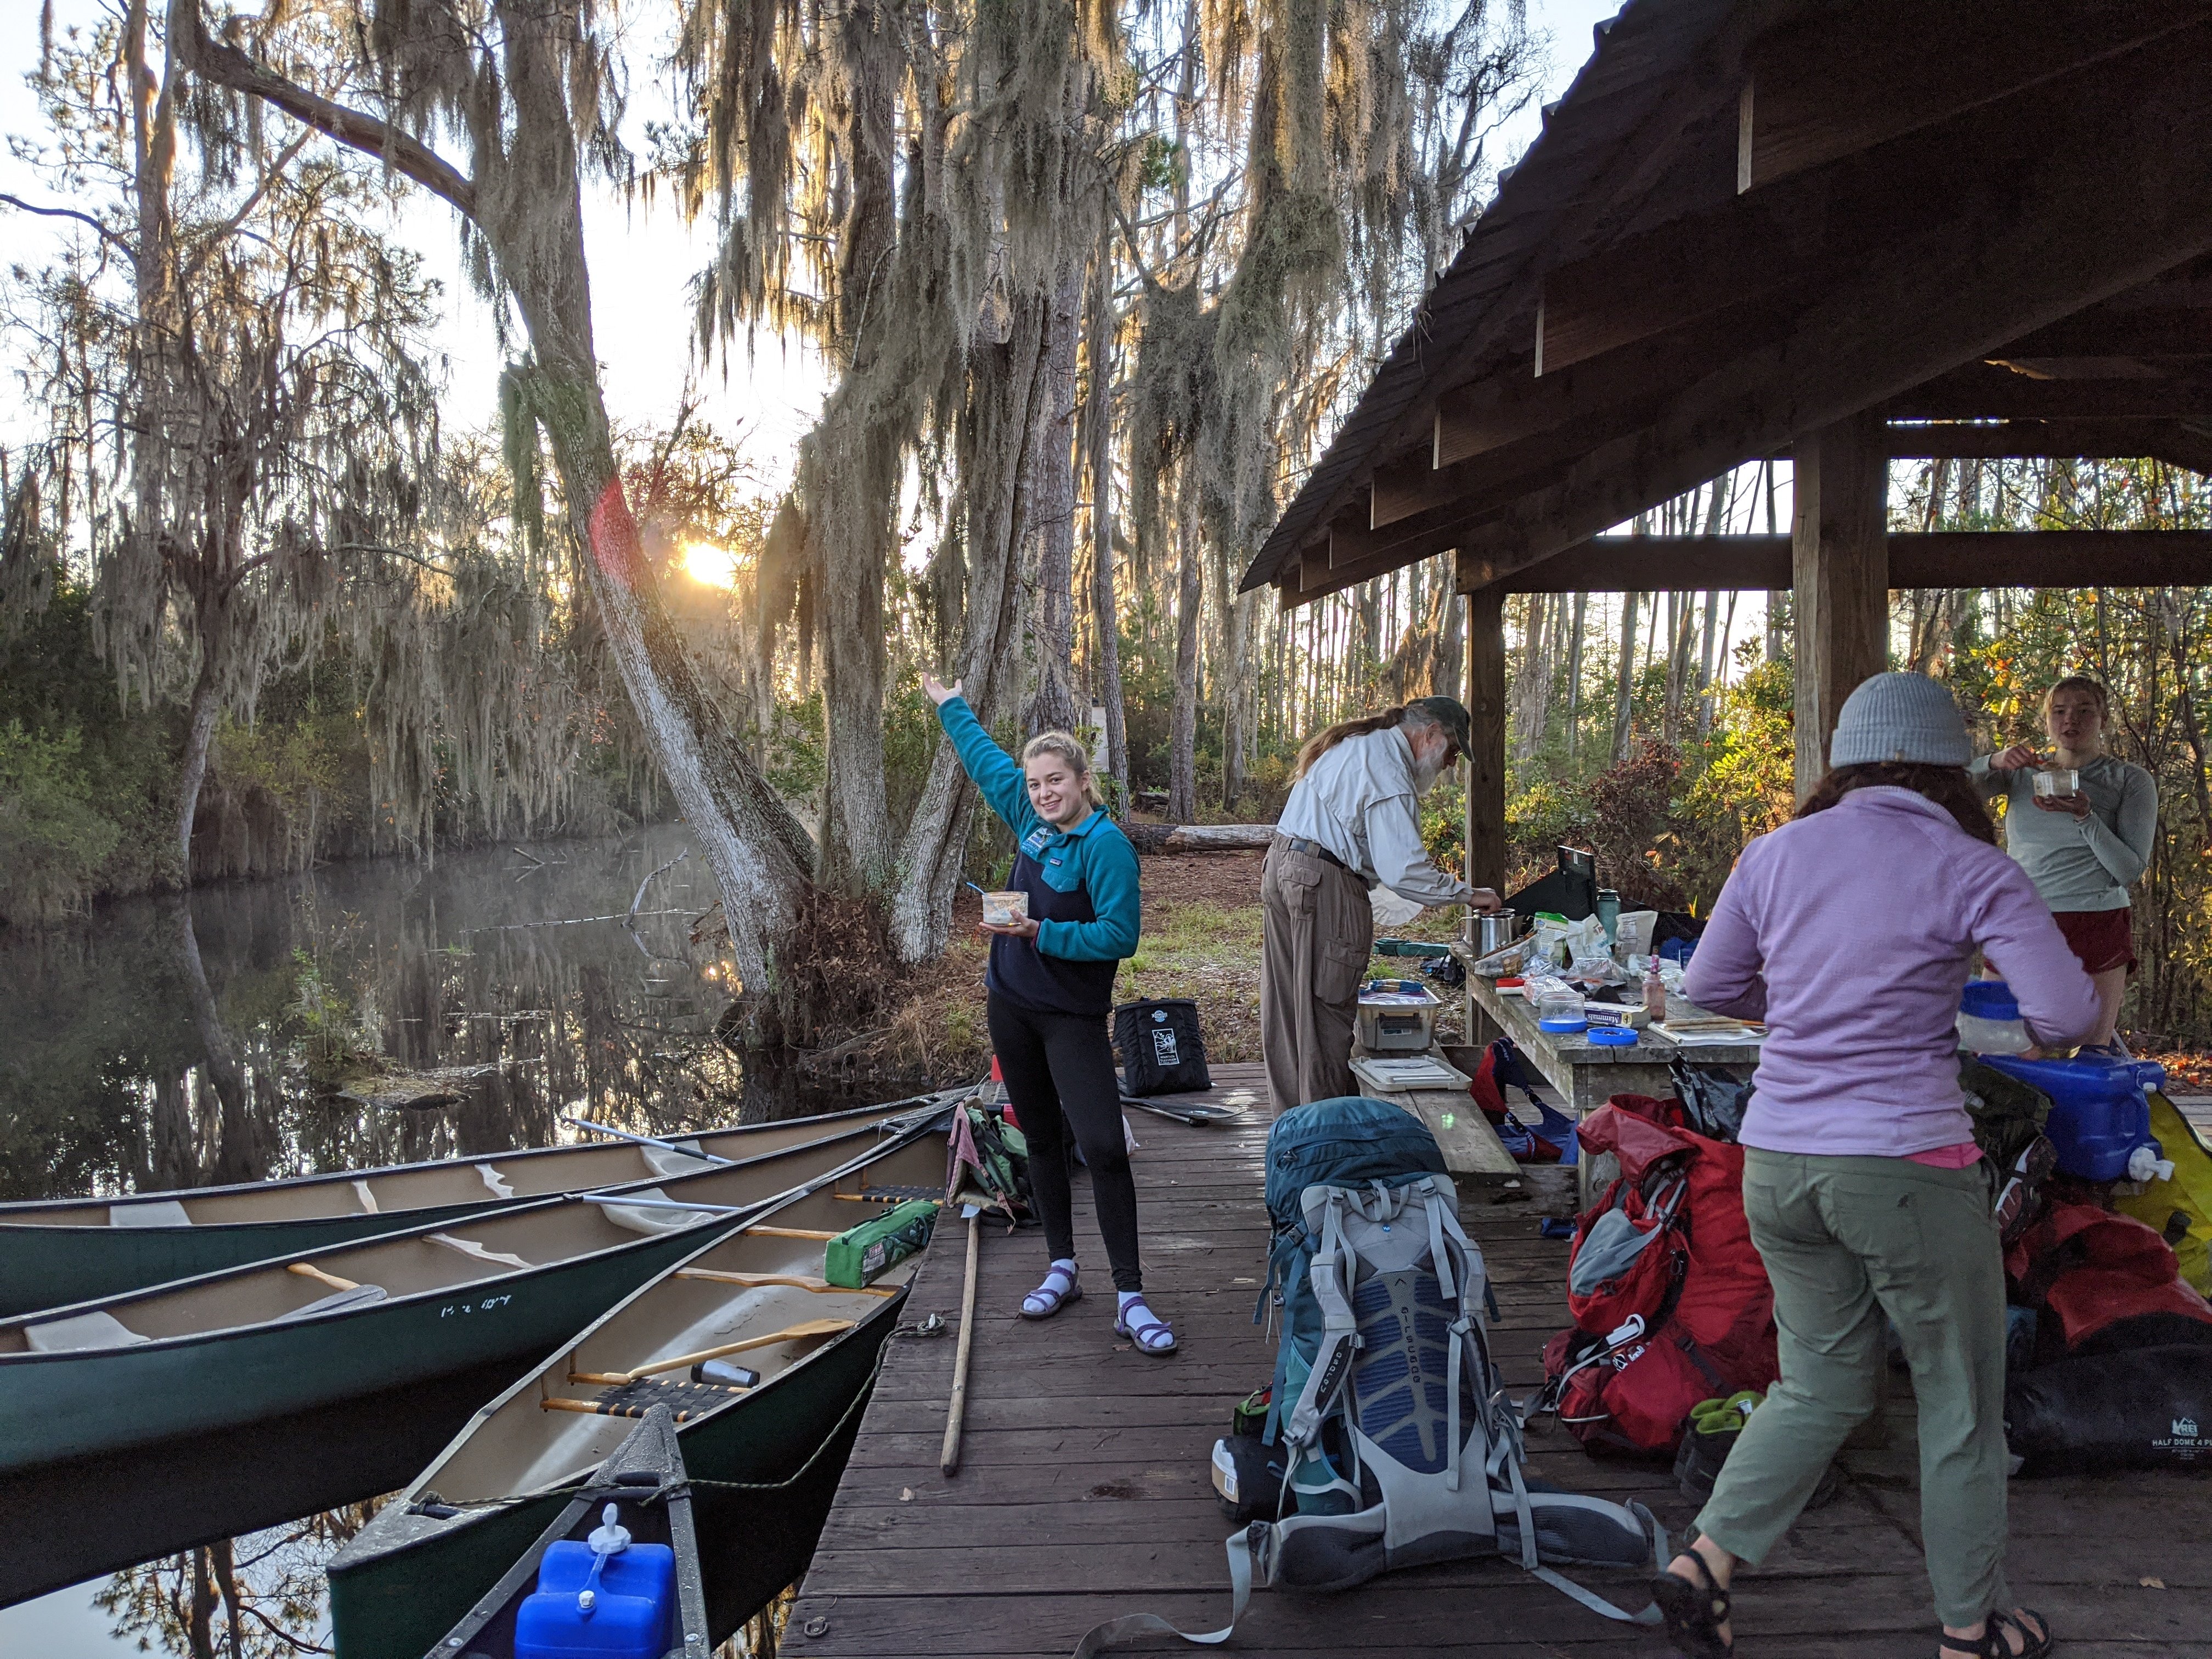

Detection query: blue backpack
xmin=1073 ymin=1099 xmax=1664 ymax=1657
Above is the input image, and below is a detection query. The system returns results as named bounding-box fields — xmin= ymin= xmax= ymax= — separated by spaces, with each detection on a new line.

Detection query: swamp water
xmin=0 ymin=826 xmax=904 ymax=1654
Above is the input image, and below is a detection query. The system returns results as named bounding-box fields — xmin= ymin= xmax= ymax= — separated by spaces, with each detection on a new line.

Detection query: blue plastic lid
xmin=1536 ymin=1017 xmax=1589 ymax=1034
xmin=1586 ymin=1026 xmax=1638 ymax=1046
xmin=1959 ymin=979 xmax=2021 ymax=1022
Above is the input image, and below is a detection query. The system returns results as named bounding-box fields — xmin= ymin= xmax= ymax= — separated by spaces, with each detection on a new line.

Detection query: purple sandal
xmin=1020 ymin=1261 xmax=1081 ymax=1320
xmin=1115 ymin=1295 xmax=1177 ymax=1355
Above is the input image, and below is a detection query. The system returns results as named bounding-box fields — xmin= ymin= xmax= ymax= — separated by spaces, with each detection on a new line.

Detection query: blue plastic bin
xmin=1978 ymin=1054 xmax=2166 ymax=1182
xmin=515 ymin=1538 xmax=678 ymax=1659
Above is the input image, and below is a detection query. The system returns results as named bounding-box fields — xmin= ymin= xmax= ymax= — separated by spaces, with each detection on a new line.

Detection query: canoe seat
xmin=641 ymin=1143 xmax=719 ymax=1178
xmin=109 ymin=1199 xmax=192 ymax=1228
xmin=543 ymin=1374 xmax=749 ymax=1424
xmin=280 ymin=1284 xmax=389 ymax=1319
xmin=23 ymin=1310 xmax=153 ymax=1351
xmin=477 ymin=1165 xmax=516 ymax=1199
xmin=597 ymin=1190 xmax=712 ymax=1236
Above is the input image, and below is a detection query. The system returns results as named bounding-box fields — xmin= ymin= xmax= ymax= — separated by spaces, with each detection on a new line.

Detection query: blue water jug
xmin=514 ymin=1517 xmax=677 ymax=1659
xmin=1979 ymin=1054 xmax=2166 ymax=1182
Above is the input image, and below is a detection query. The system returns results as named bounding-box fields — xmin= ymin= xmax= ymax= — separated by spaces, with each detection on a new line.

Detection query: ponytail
xmin=1293 ymin=706 xmax=1411 ymax=780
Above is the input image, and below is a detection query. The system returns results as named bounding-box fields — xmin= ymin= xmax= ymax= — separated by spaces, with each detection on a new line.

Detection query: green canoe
xmin=0 ymin=1102 xmax=955 ymax=1606
xmin=0 ymin=1090 xmax=962 ymax=1318
xmin=326 ymin=1125 xmax=950 ymax=1657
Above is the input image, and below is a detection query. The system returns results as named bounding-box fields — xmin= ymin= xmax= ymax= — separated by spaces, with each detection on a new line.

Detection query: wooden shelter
xmin=1241 ymin=0 xmax=2212 ymax=890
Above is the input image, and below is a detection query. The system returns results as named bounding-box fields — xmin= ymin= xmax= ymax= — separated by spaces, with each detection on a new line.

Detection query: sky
xmin=0 ymin=0 xmax=1625 ymax=492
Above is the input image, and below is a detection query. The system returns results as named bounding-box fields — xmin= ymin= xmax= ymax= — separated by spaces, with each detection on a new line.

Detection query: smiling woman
xmin=680 ymin=541 xmax=741 ymax=589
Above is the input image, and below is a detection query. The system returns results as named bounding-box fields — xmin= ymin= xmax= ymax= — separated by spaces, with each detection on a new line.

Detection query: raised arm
xmin=929 ymin=689 xmax=1037 ymax=839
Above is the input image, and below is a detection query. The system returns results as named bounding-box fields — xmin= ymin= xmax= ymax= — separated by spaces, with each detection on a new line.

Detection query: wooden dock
xmin=789 ymin=1063 xmax=2211 ymax=1657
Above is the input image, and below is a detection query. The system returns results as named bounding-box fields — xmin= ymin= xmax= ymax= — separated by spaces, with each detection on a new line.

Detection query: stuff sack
xmin=2007 ymin=1200 xmax=2212 ymax=1359
xmin=825 ymin=1198 xmax=940 ymax=1288
xmin=1113 ymin=998 xmax=1211 ymax=1096
xmin=2006 ymin=1344 xmax=2212 ymax=1472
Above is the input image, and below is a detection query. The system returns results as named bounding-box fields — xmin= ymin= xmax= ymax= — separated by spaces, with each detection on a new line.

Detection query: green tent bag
xmin=825 ymin=1198 xmax=943 ymax=1288
xmin=2113 ymin=1092 xmax=2212 ymax=1295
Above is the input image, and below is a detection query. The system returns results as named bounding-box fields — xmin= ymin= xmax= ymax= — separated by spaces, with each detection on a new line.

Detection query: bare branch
xmin=0 ymin=191 xmax=135 ymax=260
xmin=180 ymin=14 xmax=478 ymax=220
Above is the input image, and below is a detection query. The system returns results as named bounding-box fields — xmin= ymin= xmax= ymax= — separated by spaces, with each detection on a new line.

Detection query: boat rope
xmin=409 ymin=1313 xmax=947 ymax=1517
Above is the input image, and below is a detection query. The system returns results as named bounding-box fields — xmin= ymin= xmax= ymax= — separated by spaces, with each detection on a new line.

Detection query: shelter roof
xmin=1243 ymin=0 xmax=2212 ymax=603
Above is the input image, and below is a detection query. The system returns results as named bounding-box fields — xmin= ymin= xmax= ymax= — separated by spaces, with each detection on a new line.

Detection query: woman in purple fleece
xmin=1650 ymin=674 xmax=2100 ymax=1659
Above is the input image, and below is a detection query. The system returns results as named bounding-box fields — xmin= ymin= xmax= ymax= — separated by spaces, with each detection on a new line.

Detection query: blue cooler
xmin=1978 ymin=1054 xmax=2166 ymax=1182
xmin=515 ymin=1535 xmax=678 ymax=1659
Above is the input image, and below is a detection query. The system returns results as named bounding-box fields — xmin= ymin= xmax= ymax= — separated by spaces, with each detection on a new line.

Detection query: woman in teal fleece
xmin=923 ymin=673 xmax=1172 ymax=1353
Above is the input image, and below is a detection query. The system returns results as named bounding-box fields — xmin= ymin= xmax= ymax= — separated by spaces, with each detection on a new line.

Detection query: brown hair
xmin=1293 ymin=704 xmax=1442 ymax=780
xmin=1021 ymin=731 xmax=1104 ymax=806
xmin=1796 ymin=761 xmax=1997 ymax=845
xmin=2041 ymin=675 xmax=2110 ymax=725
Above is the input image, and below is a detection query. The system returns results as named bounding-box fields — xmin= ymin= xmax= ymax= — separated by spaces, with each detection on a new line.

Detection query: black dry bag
xmin=2006 ymin=1343 xmax=2212 ymax=1473
xmin=1114 ymin=998 xmax=1211 ymax=1096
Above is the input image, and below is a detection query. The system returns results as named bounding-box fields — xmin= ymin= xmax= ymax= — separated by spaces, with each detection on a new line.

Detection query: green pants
xmin=1697 ymin=1149 xmax=2010 ymax=1628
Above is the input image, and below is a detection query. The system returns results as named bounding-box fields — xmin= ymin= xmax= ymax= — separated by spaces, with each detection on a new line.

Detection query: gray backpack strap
xmin=1069 ymin=1524 xmax=1261 ymax=1657
xmin=1283 ymin=1190 xmax=1357 ymax=1451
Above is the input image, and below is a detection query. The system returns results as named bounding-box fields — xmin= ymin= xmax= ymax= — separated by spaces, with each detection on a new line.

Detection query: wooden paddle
xmin=939 ymin=1210 xmax=983 ymax=1477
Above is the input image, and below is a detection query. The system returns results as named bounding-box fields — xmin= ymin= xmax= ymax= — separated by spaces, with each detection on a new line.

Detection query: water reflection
xmin=0 ymin=827 xmax=869 ymax=1206
xmin=0 ymin=828 xmax=876 ymax=1655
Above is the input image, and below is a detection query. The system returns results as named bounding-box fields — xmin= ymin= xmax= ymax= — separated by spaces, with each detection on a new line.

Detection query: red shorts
xmin=2054 ymin=908 xmax=2136 ymax=976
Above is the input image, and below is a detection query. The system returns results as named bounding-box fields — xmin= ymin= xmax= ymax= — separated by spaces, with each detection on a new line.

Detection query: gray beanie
xmin=1829 ymin=672 xmax=1973 ymax=768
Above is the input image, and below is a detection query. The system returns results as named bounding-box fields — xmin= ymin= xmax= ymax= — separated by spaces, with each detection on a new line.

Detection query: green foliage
xmin=0 ymin=721 xmax=122 ymax=924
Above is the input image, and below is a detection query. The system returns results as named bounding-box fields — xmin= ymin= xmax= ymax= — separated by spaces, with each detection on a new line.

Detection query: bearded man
xmin=1261 ymin=697 xmax=1502 ymax=1108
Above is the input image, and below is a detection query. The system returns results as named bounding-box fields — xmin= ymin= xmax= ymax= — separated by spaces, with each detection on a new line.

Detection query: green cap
xmin=1408 ymin=696 xmax=1473 ymax=759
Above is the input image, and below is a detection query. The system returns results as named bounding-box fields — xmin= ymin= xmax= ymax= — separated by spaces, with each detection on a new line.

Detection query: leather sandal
xmin=1652 ymin=1551 xmax=1733 ymax=1659
xmin=1940 ymin=1609 xmax=2054 ymax=1659
xmin=1020 ymin=1261 xmax=1080 ymax=1320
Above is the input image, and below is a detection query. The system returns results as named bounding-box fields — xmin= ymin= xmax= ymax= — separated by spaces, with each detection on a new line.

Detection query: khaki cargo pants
xmin=1260 ymin=837 xmax=1373 ymax=1111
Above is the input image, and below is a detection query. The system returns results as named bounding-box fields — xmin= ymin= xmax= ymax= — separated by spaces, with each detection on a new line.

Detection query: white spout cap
xmin=2126 ymin=1144 xmax=2176 ymax=1184
xmin=589 ymin=1502 xmax=631 ymax=1555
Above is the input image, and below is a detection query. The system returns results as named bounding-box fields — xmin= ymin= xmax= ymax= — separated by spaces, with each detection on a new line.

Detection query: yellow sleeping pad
xmin=2113 ymin=1092 xmax=2212 ymax=1295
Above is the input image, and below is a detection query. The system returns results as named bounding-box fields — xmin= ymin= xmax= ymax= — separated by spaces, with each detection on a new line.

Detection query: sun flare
xmin=681 ymin=541 xmax=740 ymax=589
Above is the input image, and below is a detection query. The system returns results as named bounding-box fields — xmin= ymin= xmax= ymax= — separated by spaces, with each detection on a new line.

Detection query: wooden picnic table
xmin=1455 ymin=945 xmax=1763 ymax=1204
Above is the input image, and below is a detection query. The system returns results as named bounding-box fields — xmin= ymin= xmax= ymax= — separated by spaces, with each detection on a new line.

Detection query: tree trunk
xmin=1435 ymin=569 xmax=1464 ymax=702
xmin=1082 ymin=255 xmax=1128 ymax=802
xmin=1697 ymin=589 xmax=1721 ymax=736
xmin=1024 ymin=264 xmax=1084 ymax=737
xmin=173 ymin=897 xmax=263 ymax=1184
xmin=174 ymin=613 xmax=224 ymax=881
xmin=889 ymin=287 xmax=1056 ymax=962
xmin=1510 ymin=591 xmax=1549 ymax=759
xmin=1612 ymin=591 xmax=1639 ymax=763
xmin=1565 ymin=592 xmax=1585 ymax=760
xmin=1167 ymin=479 xmax=1202 ymax=821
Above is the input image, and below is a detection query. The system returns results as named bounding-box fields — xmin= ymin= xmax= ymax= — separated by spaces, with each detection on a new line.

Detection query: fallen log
xmin=1122 ymin=823 xmax=1275 ymax=855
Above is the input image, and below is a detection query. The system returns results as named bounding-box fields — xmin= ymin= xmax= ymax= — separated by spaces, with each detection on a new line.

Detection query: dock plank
xmin=789 ymin=1062 xmax=2212 ymax=1657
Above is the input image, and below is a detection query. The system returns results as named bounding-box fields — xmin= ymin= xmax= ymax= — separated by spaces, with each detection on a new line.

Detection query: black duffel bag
xmin=1114 ymin=998 xmax=1211 ymax=1096
xmin=2006 ymin=1343 xmax=2212 ymax=1473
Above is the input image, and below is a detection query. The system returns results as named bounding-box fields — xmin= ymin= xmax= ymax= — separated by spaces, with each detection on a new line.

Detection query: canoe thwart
xmin=615 ymin=1318 xmax=857 ymax=1383
xmin=287 ymin=1261 xmax=360 ymax=1292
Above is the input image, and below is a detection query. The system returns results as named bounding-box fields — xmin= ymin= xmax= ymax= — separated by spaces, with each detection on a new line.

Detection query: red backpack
xmin=2007 ymin=1201 xmax=2212 ymax=1359
xmin=1541 ymin=1096 xmax=1779 ymax=1457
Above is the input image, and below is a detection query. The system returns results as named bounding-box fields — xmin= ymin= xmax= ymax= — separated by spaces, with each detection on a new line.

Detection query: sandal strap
xmin=1023 ymin=1264 xmax=1078 ymax=1311
xmin=1120 ymin=1300 xmax=1173 ymax=1346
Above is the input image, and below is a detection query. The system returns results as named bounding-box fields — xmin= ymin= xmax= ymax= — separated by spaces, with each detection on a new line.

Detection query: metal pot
xmin=1468 ymin=911 xmax=1527 ymax=955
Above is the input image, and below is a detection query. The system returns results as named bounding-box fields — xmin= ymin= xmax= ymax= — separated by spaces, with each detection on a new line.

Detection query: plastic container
xmin=515 ymin=1526 xmax=677 ymax=1659
xmin=1533 ymin=983 xmax=1587 ymax=1034
xmin=1587 ymin=1026 xmax=1637 ymax=1047
xmin=1357 ymin=980 xmax=1441 ymax=1052
xmin=1957 ymin=979 xmax=2034 ymax=1055
xmin=981 ymin=889 xmax=1029 ymax=927
xmin=1979 ymin=1054 xmax=2168 ymax=1182
xmin=2033 ymin=768 xmax=2080 ymax=799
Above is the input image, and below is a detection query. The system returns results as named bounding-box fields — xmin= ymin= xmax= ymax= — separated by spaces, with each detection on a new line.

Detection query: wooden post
xmin=1465 ymin=583 xmax=1508 ymax=895
xmin=1791 ymin=414 xmax=1891 ymax=800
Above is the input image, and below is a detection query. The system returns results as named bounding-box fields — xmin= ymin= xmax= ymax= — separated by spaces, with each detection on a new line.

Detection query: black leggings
xmin=986 ymin=992 xmax=1143 ymax=1293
